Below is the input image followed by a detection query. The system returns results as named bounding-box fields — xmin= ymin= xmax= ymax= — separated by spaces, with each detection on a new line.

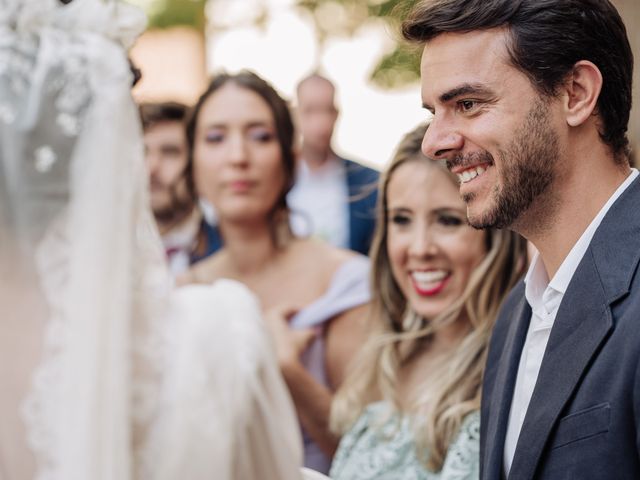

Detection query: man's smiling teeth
xmin=457 ymin=165 xmax=487 ymax=184
xmin=411 ymin=270 xmax=448 ymax=284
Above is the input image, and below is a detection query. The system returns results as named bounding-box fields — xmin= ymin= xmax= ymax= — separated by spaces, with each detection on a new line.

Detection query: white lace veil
xmin=0 ymin=1 xmax=307 ymax=479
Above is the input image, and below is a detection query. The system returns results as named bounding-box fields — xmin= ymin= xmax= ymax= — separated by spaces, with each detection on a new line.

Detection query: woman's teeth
xmin=411 ymin=270 xmax=448 ymax=287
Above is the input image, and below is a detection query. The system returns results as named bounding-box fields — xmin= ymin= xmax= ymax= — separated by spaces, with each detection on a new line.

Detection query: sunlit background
xmin=129 ymin=0 xmax=640 ymax=169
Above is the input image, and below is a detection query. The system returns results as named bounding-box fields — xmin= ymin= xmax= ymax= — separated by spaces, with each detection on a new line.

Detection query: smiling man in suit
xmin=403 ymin=0 xmax=638 ymax=478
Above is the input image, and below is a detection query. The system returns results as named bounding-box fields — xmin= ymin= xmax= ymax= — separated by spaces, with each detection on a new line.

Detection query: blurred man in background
xmin=288 ymin=74 xmax=379 ymax=256
xmin=141 ymin=102 xmax=220 ymax=275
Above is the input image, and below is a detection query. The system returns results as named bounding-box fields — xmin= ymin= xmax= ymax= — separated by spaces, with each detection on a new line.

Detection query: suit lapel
xmin=483 ymin=292 xmax=532 ymax=480
xmin=507 ymin=254 xmax=616 ymax=479
xmin=507 ymin=176 xmax=640 ymax=479
xmin=344 ymin=158 xmax=361 ymax=249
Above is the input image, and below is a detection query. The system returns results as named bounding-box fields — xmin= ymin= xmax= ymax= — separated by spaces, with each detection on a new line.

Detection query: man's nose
xmin=145 ymin=151 xmax=160 ymax=174
xmin=421 ymin=116 xmax=464 ymax=161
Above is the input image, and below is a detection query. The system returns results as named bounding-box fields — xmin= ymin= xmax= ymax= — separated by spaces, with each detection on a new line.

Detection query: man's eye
xmin=205 ymin=133 xmax=223 ymax=143
xmin=458 ymin=100 xmax=477 ymax=112
xmin=161 ymin=147 xmax=182 ymax=157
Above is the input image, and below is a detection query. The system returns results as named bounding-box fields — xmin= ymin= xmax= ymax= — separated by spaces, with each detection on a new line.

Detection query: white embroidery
xmin=34 ymin=145 xmax=57 ymax=172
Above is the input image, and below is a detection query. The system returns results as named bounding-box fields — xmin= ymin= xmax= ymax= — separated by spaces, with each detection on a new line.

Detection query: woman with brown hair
xmin=329 ymin=123 xmax=527 ymax=479
xmin=179 ymin=71 xmax=370 ymax=474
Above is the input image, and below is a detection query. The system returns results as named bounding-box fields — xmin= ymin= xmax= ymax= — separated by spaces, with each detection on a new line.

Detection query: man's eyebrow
xmin=422 ymin=83 xmax=494 ymax=113
xmin=439 ymin=83 xmax=493 ymax=103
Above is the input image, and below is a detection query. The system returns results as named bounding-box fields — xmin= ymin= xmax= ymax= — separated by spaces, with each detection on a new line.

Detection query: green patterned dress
xmin=329 ymin=402 xmax=479 ymax=480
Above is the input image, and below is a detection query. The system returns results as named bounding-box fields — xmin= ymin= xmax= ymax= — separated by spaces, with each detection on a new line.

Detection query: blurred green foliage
xmin=369 ymin=42 xmax=421 ymax=89
xmin=134 ymin=0 xmax=420 ymax=88
xmin=295 ymin=0 xmax=421 ymax=89
xmin=142 ymin=0 xmax=207 ymax=32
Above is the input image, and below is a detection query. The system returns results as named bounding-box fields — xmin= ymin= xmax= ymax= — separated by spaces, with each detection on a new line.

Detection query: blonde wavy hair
xmin=330 ymin=123 xmax=527 ymax=471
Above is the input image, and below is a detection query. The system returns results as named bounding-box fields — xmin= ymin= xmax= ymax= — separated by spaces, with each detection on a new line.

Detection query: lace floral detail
xmin=0 ymin=8 xmax=93 ymax=180
xmin=21 ymin=212 xmax=72 ymax=478
xmin=54 ymin=51 xmax=91 ymax=136
xmin=439 ymin=412 xmax=480 ymax=480
xmin=0 ymin=0 xmax=145 ymax=140
xmin=330 ymin=403 xmax=480 ymax=480
xmin=0 ymin=31 xmax=37 ymax=124
xmin=34 ymin=145 xmax=58 ymax=172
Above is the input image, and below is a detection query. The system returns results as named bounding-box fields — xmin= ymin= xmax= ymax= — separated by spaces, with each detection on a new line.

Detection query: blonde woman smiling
xmin=329 ymin=124 xmax=527 ymax=479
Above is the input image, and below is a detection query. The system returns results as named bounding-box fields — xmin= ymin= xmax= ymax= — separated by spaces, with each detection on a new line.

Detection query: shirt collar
xmin=524 ymin=251 xmax=551 ymax=314
xmin=297 ymin=154 xmax=342 ymax=179
xmin=162 ymin=207 xmax=202 ymax=250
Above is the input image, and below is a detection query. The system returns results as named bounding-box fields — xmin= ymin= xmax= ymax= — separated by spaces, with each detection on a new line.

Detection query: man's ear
xmin=563 ymin=60 xmax=603 ymax=128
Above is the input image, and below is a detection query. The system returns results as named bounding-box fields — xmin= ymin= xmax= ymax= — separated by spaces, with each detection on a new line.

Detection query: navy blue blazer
xmin=481 ymin=175 xmax=640 ymax=479
xmin=343 ymin=158 xmax=379 ymax=256
xmin=189 ymin=218 xmax=222 ymax=265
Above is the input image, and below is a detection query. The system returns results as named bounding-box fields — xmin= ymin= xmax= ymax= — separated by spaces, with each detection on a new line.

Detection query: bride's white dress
xmin=0 ymin=1 xmax=320 ymax=479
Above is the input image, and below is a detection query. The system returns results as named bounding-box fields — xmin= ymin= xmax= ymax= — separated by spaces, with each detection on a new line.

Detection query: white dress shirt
xmin=287 ymin=156 xmax=350 ymax=249
xmin=503 ymin=168 xmax=639 ymax=476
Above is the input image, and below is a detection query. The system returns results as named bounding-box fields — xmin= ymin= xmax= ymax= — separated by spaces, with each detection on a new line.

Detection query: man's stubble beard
xmin=464 ymin=98 xmax=560 ymax=234
xmin=152 ymin=178 xmax=195 ymax=227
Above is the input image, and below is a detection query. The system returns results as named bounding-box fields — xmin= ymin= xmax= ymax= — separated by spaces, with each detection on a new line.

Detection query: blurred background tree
xmin=127 ymin=0 xmax=209 ymax=104
xmin=294 ymin=0 xmax=421 ymax=88
xmin=127 ymin=0 xmax=639 ymax=161
xmin=130 ymin=0 xmax=207 ymax=33
xmin=292 ymin=0 xmax=639 ymax=156
xmin=129 ymin=0 xmax=421 ymax=89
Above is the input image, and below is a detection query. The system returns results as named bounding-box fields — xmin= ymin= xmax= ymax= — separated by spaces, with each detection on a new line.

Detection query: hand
xmin=264 ymin=305 xmax=317 ymax=370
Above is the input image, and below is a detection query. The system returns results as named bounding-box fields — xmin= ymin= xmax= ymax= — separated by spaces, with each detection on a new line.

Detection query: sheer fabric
xmin=0 ymin=1 xmax=305 ymax=479
xmin=1 ymin=2 xmax=151 ymax=477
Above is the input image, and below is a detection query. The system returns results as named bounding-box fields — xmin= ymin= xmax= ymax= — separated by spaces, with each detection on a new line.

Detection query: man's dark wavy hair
xmin=402 ymin=0 xmax=633 ymax=163
xmin=139 ymin=102 xmax=188 ymax=131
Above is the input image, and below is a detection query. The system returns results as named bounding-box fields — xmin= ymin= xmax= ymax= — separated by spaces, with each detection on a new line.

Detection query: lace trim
xmin=9 ymin=3 xmax=149 ymax=477
xmin=21 ymin=212 xmax=72 ymax=478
